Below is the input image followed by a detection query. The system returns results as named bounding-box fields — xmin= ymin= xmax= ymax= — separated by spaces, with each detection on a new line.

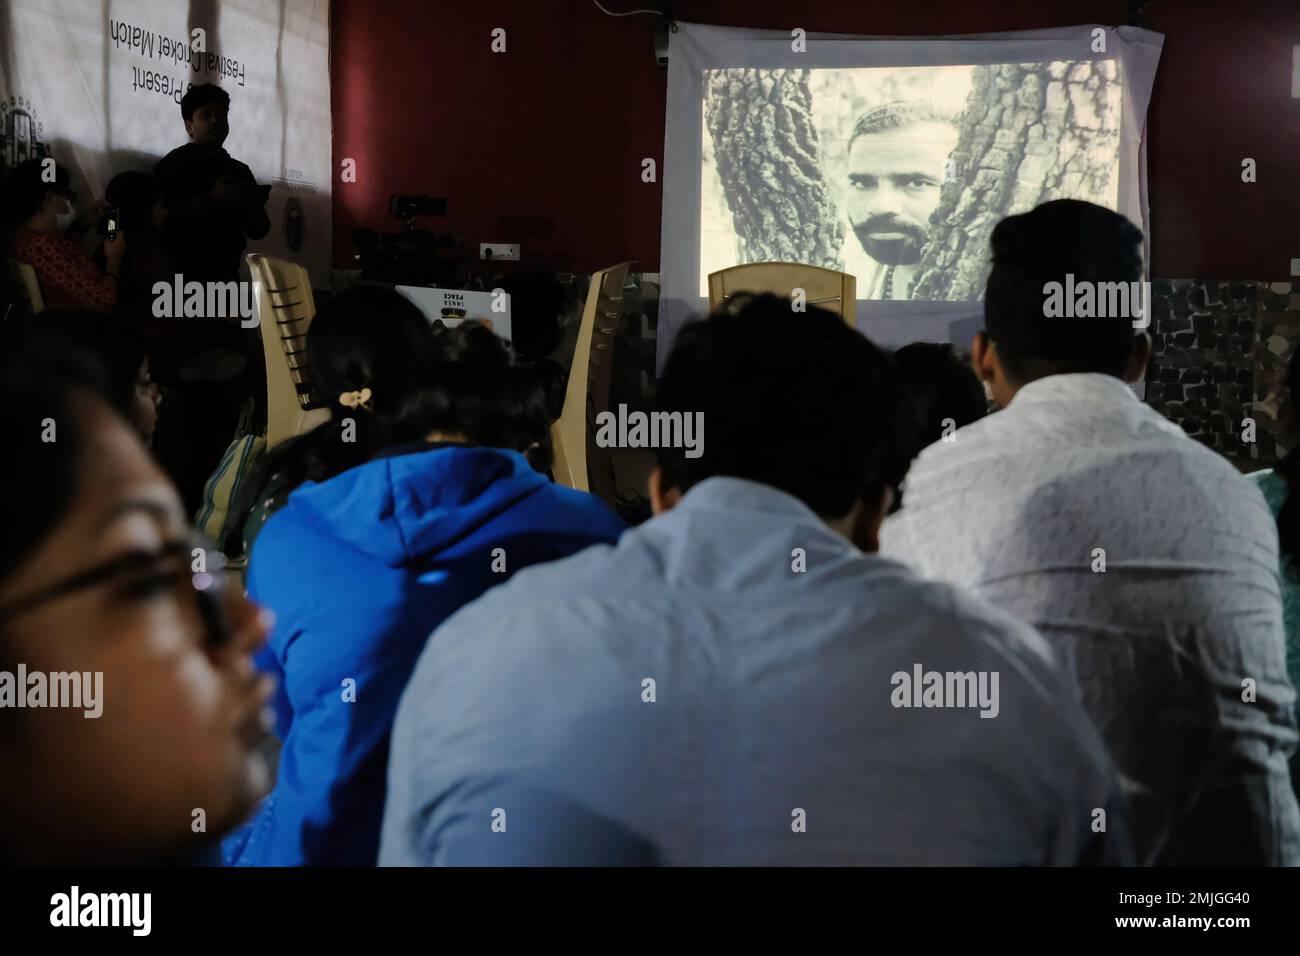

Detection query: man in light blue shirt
xmin=380 ymin=294 xmax=1128 ymax=866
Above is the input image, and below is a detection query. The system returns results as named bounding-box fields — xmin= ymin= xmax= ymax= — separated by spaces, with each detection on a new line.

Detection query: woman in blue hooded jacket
xmin=222 ymin=310 xmax=624 ymax=866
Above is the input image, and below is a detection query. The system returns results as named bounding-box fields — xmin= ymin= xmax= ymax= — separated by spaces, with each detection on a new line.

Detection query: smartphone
xmin=97 ymin=207 xmax=120 ymax=241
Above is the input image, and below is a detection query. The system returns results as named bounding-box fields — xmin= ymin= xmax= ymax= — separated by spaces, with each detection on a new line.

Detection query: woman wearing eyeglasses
xmin=10 ymin=310 xmax=164 ymax=447
xmin=2 ymin=158 xmax=125 ymax=313
xmin=0 ymin=349 xmax=273 ymax=864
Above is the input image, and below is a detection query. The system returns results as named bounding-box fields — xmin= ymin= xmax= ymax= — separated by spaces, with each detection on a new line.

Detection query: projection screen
xmin=658 ymin=22 xmax=1164 ymax=371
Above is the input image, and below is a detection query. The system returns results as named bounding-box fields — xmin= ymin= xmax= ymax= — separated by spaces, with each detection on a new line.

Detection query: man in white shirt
xmin=882 ymin=199 xmax=1300 ymax=865
xmin=381 ymin=293 xmax=1128 ymax=866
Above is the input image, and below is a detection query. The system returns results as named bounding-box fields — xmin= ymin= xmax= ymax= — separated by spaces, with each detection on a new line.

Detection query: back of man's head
xmin=894 ymin=342 xmax=988 ymax=459
xmin=655 ymin=293 xmax=912 ymax=520
xmin=984 ymin=199 xmax=1145 ymax=382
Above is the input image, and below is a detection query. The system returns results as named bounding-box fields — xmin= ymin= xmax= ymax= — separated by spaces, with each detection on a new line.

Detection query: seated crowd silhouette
xmin=2 ymin=139 xmax=1298 ymax=866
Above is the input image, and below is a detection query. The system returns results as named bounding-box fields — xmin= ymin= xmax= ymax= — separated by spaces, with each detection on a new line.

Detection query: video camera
xmin=389 ymin=194 xmax=447 ymax=224
xmin=352 ymin=193 xmax=461 ymax=286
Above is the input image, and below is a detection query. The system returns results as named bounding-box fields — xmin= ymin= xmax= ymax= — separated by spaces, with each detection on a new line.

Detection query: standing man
xmin=155 ymin=83 xmax=270 ymax=284
xmin=843 ymin=101 xmax=958 ymax=301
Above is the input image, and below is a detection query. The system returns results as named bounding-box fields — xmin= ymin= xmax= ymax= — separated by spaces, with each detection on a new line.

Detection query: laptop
xmin=395 ymin=285 xmax=513 ymax=343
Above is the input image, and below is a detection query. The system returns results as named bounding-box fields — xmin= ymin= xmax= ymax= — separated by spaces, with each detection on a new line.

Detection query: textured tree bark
xmin=910 ymin=60 xmax=1121 ymax=302
xmin=705 ymin=69 xmax=844 ymax=268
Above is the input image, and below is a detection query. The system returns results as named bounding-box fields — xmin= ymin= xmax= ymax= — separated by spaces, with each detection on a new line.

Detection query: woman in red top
xmin=2 ymin=159 xmax=125 ymax=313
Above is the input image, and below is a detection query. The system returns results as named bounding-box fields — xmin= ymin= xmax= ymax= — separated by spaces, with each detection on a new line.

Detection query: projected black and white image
xmin=701 ymin=63 xmax=1122 ymax=301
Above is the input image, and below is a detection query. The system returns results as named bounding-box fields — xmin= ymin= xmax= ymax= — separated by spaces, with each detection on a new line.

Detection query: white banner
xmin=0 ymin=0 xmax=331 ymax=284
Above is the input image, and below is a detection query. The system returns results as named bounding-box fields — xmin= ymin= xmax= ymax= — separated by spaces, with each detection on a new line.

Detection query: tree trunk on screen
xmin=910 ymin=60 xmax=1121 ymax=302
xmin=705 ymin=69 xmax=844 ymax=268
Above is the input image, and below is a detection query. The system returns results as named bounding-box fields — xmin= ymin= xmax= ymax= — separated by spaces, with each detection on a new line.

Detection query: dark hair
xmin=223 ymin=287 xmax=437 ymax=552
xmin=307 ymin=288 xmax=436 ymax=423
xmin=527 ymin=358 xmax=567 ymax=421
xmin=1 ymin=157 xmax=69 ymax=226
xmin=655 ymin=293 xmax=912 ymax=518
xmin=1273 ymin=349 xmax=1300 ymax=578
xmin=413 ymin=322 xmax=553 ymax=471
xmin=984 ymin=199 xmax=1146 ymax=382
xmin=12 ymin=311 xmax=148 ymax=424
xmin=849 ymin=99 xmax=959 ymax=151
xmin=498 ymin=270 xmax=566 ymax=359
xmin=105 ymin=171 xmax=162 ymax=238
xmin=0 ymin=348 xmax=114 ymax=588
xmin=894 ymin=342 xmax=988 ymax=458
xmin=181 ymin=83 xmax=230 ymax=122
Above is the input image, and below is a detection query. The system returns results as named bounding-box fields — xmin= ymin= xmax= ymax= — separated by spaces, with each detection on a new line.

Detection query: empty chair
xmin=708 ymin=261 xmax=856 ymax=326
xmin=247 ymin=253 xmax=330 ymax=449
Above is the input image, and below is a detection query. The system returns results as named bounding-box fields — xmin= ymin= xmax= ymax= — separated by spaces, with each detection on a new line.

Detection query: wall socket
xmin=480 ymin=243 xmax=520 ymax=261
xmin=1292 ymin=258 xmax=1300 ymax=277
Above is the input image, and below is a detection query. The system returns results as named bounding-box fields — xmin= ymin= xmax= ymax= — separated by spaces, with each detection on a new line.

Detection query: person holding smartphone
xmin=1 ymin=158 xmax=125 ymax=313
xmin=155 ymin=84 xmax=271 ymax=285
xmin=102 ymin=170 xmax=175 ymax=312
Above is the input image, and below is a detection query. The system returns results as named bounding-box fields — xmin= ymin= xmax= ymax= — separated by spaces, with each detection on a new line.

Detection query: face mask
xmin=55 ymin=198 xmax=77 ymax=232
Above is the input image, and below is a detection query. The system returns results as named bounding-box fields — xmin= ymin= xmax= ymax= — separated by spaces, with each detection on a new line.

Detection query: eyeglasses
xmin=0 ymin=533 xmax=234 ymax=648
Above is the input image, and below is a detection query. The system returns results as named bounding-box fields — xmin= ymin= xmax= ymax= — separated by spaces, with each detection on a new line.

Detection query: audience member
xmin=100 ymin=168 xmax=246 ymax=491
xmin=13 ymin=311 xmax=162 ymax=446
xmin=496 ymin=270 xmax=570 ymax=420
xmin=155 ymin=84 xmax=270 ymax=283
xmin=881 ymin=199 xmax=1300 ymax=865
xmin=1247 ymin=346 xmax=1300 ymax=796
xmin=894 ymin=341 xmax=989 ymax=462
xmin=498 ymin=269 xmax=566 ymax=361
xmin=102 ymin=170 xmax=175 ymax=311
xmin=380 ymin=293 xmax=1127 ymax=866
xmin=0 ymin=347 xmax=273 ymax=864
xmin=223 ymin=322 xmax=624 ymax=866
xmin=2 ymin=158 xmax=124 ymax=312
xmin=222 ymin=287 xmax=441 ymax=559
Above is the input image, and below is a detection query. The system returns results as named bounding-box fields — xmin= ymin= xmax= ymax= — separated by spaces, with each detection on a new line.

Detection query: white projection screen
xmin=658 ymin=22 xmax=1164 ymax=371
xmin=0 ymin=0 xmax=331 ymax=283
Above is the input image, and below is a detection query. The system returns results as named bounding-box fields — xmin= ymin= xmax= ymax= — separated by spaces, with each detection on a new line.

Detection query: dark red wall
xmin=331 ymin=0 xmax=1300 ymax=279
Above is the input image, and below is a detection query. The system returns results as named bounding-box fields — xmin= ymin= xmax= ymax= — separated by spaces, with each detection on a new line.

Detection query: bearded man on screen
xmin=843 ymin=101 xmax=959 ymax=301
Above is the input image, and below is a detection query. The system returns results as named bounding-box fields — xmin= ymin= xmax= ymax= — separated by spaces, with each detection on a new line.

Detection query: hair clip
xmin=338 ymin=387 xmax=373 ymax=411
